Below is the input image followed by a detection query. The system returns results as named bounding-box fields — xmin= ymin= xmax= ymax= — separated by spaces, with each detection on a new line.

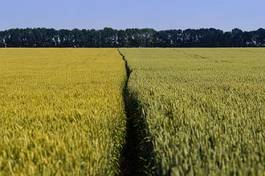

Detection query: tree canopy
xmin=0 ymin=28 xmax=265 ymax=47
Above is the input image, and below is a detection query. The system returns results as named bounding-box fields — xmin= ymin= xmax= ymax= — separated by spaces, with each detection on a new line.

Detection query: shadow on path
xmin=118 ymin=49 xmax=156 ymax=176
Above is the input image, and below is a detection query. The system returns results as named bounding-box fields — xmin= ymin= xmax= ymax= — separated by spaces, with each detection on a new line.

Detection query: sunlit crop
xmin=1 ymin=48 xmax=265 ymax=175
xmin=0 ymin=49 xmax=126 ymax=175
xmin=121 ymin=48 xmax=265 ymax=176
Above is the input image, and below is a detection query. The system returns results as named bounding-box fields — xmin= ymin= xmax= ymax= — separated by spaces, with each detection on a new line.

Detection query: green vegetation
xmin=0 ymin=49 xmax=126 ymax=175
xmin=121 ymin=48 xmax=265 ymax=175
xmin=1 ymin=28 xmax=265 ymax=48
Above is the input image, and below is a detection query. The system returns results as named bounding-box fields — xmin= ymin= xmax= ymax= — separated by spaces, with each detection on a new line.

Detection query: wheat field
xmin=121 ymin=48 xmax=265 ymax=175
xmin=1 ymin=48 xmax=265 ymax=175
xmin=0 ymin=49 xmax=126 ymax=175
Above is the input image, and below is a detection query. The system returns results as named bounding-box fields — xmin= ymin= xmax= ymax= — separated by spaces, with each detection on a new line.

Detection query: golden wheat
xmin=0 ymin=48 xmax=126 ymax=175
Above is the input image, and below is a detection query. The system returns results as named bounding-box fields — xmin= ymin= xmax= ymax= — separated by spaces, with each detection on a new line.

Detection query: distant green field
xmin=121 ymin=48 xmax=265 ymax=176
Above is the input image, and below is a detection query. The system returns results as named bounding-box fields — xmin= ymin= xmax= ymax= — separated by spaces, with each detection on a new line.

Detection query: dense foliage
xmin=0 ymin=49 xmax=126 ymax=175
xmin=121 ymin=48 xmax=265 ymax=175
xmin=0 ymin=28 xmax=265 ymax=47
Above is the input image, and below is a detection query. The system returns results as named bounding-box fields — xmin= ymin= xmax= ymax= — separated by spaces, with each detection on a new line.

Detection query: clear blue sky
xmin=0 ymin=0 xmax=264 ymax=31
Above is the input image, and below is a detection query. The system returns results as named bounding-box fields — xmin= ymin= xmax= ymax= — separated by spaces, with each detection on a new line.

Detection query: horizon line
xmin=0 ymin=27 xmax=265 ymax=33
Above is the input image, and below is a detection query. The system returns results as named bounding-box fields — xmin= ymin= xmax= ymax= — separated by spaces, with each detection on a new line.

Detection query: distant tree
xmin=231 ymin=28 xmax=244 ymax=47
xmin=0 ymin=27 xmax=265 ymax=47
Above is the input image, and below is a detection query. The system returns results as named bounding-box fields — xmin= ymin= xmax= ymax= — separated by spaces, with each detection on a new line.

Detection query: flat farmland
xmin=121 ymin=48 xmax=265 ymax=176
xmin=1 ymin=48 xmax=265 ymax=176
xmin=0 ymin=49 xmax=126 ymax=175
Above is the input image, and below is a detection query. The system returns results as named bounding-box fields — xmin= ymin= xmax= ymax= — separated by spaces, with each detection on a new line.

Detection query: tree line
xmin=0 ymin=27 xmax=265 ymax=47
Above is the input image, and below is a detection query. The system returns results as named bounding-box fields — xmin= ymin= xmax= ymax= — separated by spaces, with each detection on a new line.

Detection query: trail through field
xmin=118 ymin=49 xmax=155 ymax=176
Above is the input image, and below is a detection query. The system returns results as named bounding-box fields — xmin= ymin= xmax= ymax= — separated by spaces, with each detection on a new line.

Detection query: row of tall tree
xmin=0 ymin=28 xmax=265 ymax=47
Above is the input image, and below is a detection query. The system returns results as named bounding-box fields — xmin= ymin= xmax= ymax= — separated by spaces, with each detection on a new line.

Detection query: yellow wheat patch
xmin=0 ymin=48 xmax=126 ymax=175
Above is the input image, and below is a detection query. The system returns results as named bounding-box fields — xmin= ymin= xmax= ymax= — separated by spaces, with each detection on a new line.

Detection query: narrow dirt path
xmin=118 ymin=49 xmax=156 ymax=176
